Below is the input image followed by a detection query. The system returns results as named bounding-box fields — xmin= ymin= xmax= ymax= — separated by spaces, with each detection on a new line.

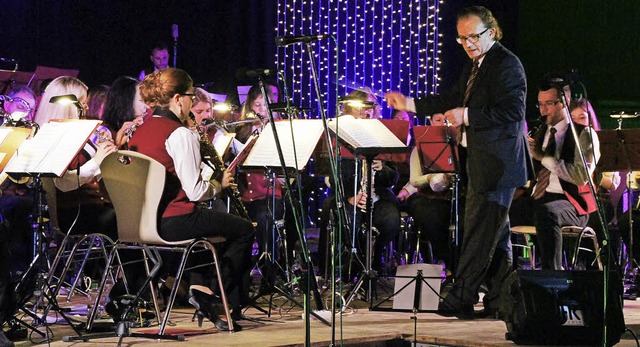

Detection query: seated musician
xmin=33 ymin=76 xmax=119 ymax=241
xmin=234 ymin=84 xmax=287 ymax=267
xmin=318 ymin=89 xmax=401 ymax=277
xmin=397 ymin=113 xmax=461 ymax=274
xmin=128 ymin=68 xmax=254 ymax=331
xmin=529 ymin=77 xmax=600 ymax=270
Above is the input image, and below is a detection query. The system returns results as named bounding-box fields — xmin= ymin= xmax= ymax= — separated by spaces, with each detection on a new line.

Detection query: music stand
xmin=29 ymin=66 xmax=79 ymax=95
xmin=5 ymin=119 xmax=102 ymax=339
xmin=597 ymin=129 xmax=640 ymax=279
xmin=242 ymin=119 xmax=330 ymax=326
xmin=0 ymin=69 xmax=36 ymax=95
xmin=413 ymin=125 xmax=462 ymax=270
xmin=326 ymin=118 xmax=408 ymax=307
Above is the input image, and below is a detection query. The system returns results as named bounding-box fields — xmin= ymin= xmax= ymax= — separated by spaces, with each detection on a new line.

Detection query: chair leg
xmin=208 ymin=243 xmax=234 ymax=332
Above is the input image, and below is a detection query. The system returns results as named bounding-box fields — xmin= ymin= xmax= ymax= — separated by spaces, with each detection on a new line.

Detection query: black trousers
xmin=161 ymin=208 xmax=255 ymax=307
xmin=443 ymin=184 xmax=514 ymax=310
xmin=534 ymin=194 xmax=588 ymax=270
xmin=407 ymin=195 xmax=453 ymax=266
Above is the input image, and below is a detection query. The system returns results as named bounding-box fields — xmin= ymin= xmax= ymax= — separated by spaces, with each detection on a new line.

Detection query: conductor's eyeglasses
xmin=456 ymin=28 xmax=490 ymax=44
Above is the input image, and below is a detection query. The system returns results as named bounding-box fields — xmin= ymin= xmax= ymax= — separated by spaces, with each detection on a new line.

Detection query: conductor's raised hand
xmin=384 ymin=91 xmax=407 ymax=111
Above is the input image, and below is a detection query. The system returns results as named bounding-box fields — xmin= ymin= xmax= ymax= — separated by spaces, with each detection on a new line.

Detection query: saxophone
xmin=190 ymin=114 xmax=251 ymax=221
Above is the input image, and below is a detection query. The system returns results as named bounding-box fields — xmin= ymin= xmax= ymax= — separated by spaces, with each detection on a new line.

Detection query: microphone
xmin=275 ymin=34 xmax=331 ymax=47
xmin=172 ymin=24 xmax=179 ymax=41
xmin=235 ymin=68 xmax=276 ymax=79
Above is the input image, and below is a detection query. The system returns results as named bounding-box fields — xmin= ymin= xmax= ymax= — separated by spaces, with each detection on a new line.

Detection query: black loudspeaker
xmin=500 ymin=270 xmax=625 ymax=346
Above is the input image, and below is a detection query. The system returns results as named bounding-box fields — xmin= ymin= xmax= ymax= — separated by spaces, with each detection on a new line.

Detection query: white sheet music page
xmin=328 ymin=116 xmax=406 ymax=149
xmin=5 ymin=119 xmax=101 ymax=177
xmin=243 ymin=119 xmax=324 ymax=170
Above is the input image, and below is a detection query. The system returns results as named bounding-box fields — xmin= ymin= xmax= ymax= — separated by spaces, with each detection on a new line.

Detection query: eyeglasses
xmin=456 ymin=28 xmax=490 ymax=44
xmin=535 ymin=100 xmax=561 ymax=109
xmin=8 ymin=97 xmax=32 ymax=113
xmin=181 ymin=93 xmax=196 ymax=102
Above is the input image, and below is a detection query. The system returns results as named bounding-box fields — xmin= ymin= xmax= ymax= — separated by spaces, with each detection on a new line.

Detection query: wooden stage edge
xmin=9 ymin=292 xmax=640 ymax=347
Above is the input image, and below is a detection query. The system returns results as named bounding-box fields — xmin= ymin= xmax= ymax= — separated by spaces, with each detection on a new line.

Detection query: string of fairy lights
xmin=275 ymin=0 xmax=443 ymax=119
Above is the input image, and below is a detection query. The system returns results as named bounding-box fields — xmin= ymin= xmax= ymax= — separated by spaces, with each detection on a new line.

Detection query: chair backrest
xmin=100 ymin=150 xmax=168 ymax=244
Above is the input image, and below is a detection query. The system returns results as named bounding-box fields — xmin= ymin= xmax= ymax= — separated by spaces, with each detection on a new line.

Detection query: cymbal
xmin=610 ymin=112 xmax=638 ymax=119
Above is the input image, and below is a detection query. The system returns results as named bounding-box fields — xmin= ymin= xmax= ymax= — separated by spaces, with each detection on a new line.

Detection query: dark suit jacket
xmin=414 ymin=42 xmax=533 ymax=192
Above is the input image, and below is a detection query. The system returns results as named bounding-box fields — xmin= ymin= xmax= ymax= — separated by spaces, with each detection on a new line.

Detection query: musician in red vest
xmin=129 ymin=68 xmax=254 ymax=331
xmin=529 ymin=76 xmax=600 ymax=270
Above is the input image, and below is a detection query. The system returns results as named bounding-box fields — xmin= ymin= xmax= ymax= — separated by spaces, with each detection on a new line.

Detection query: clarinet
xmin=190 ymin=114 xmax=251 ymax=221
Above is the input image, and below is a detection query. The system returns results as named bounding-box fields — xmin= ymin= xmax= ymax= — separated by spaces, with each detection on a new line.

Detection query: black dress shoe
xmin=188 ymin=288 xmax=242 ymax=332
xmin=436 ymin=301 xmax=474 ymax=320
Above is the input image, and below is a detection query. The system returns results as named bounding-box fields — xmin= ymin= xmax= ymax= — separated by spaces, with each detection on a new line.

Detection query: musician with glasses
xmin=129 ymin=68 xmax=254 ymax=331
xmin=386 ymin=6 xmax=530 ymax=319
xmin=530 ymin=77 xmax=600 ymax=270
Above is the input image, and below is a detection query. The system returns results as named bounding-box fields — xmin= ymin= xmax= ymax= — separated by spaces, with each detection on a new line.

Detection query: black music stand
xmin=598 ymin=129 xmax=640 ymax=279
xmin=342 ymin=147 xmax=408 ymax=308
xmin=413 ymin=125 xmax=462 ymax=270
xmin=5 ymin=120 xmax=103 ymax=341
xmin=242 ymin=118 xmax=330 ymax=326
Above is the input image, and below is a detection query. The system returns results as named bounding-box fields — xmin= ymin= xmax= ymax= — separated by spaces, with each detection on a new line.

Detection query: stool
xmin=510 ymin=225 xmax=536 ymax=269
xmin=561 ymin=226 xmax=603 ymax=270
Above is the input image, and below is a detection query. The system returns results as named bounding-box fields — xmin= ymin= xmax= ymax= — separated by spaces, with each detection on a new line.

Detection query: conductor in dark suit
xmin=386 ymin=6 xmax=531 ymax=319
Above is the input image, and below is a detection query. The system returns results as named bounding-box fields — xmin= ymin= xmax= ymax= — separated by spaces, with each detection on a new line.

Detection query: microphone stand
xmin=256 ymin=74 xmax=328 ymax=347
xmin=443 ymin=123 xmax=462 ymax=274
xmin=303 ymin=39 xmax=351 ymax=347
xmin=558 ymin=84 xmax=612 ymax=347
xmin=171 ymin=24 xmax=178 ymax=68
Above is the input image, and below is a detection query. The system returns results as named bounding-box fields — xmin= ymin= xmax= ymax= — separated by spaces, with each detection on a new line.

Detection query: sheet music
xmin=243 ymin=119 xmax=324 ymax=170
xmin=327 ymin=116 xmax=406 ymax=149
xmin=5 ymin=120 xmax=101 ymax=177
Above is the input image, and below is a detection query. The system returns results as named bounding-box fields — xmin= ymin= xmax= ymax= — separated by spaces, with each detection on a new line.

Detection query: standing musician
xmin=128 ymin=68 xmax=254 ymax=331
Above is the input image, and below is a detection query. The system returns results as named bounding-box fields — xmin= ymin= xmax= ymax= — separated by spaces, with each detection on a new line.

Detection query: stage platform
xmin=7 ymin=284 xmax=640 ymax=347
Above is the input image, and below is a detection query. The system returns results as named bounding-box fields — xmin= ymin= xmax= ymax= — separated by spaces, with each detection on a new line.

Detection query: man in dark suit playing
xmin=386 ymin=5 xmax=531 ymax=319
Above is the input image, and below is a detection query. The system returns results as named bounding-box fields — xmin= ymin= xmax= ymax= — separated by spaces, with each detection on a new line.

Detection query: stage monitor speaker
xmin=500 ymin=270 xmax=625 ymax=346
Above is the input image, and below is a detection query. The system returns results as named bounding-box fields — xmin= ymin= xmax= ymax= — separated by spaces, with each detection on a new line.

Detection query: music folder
xmin=596 ymin=129 xmax=640 ymax=172
xmin=4 ymin=119 xmax=102 ymax=178
xmin=413 ymin=125 xmax=458 ymax=173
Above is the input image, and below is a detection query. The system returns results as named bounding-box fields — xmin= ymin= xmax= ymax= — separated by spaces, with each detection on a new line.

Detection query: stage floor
xmin=7 ymin=282 xmax=640 ymax=347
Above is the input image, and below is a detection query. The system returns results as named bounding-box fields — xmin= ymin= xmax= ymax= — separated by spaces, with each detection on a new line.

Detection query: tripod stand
xmin=12 ymin=176 xmax=83 ymax=340
xmin=245 ymin=169 xmax=288 ymax=319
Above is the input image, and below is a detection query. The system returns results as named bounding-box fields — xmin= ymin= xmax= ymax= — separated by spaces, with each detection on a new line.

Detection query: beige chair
xmin=510 ymin=225 xmax=537 ymax=269
xmin=88 ymin=150 xmax=232 ymax=334
xmin=561 ymin=226 xmax=603 ymax=270
xmin=510 ymin=225 xmax=602 ymax=270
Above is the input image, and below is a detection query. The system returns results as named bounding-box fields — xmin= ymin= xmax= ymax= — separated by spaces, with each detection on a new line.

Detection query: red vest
xmin=128 ymin=116 xmax=195 ymax=217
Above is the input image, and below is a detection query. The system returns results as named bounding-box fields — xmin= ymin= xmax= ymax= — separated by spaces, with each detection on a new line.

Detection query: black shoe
xmin=475 ymin=307 xmax=501 ymax=320
xmin=188 ymin=288 xmax=242 ymax=332
xmin=436 ymin=301 xmax=474 ymax=320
